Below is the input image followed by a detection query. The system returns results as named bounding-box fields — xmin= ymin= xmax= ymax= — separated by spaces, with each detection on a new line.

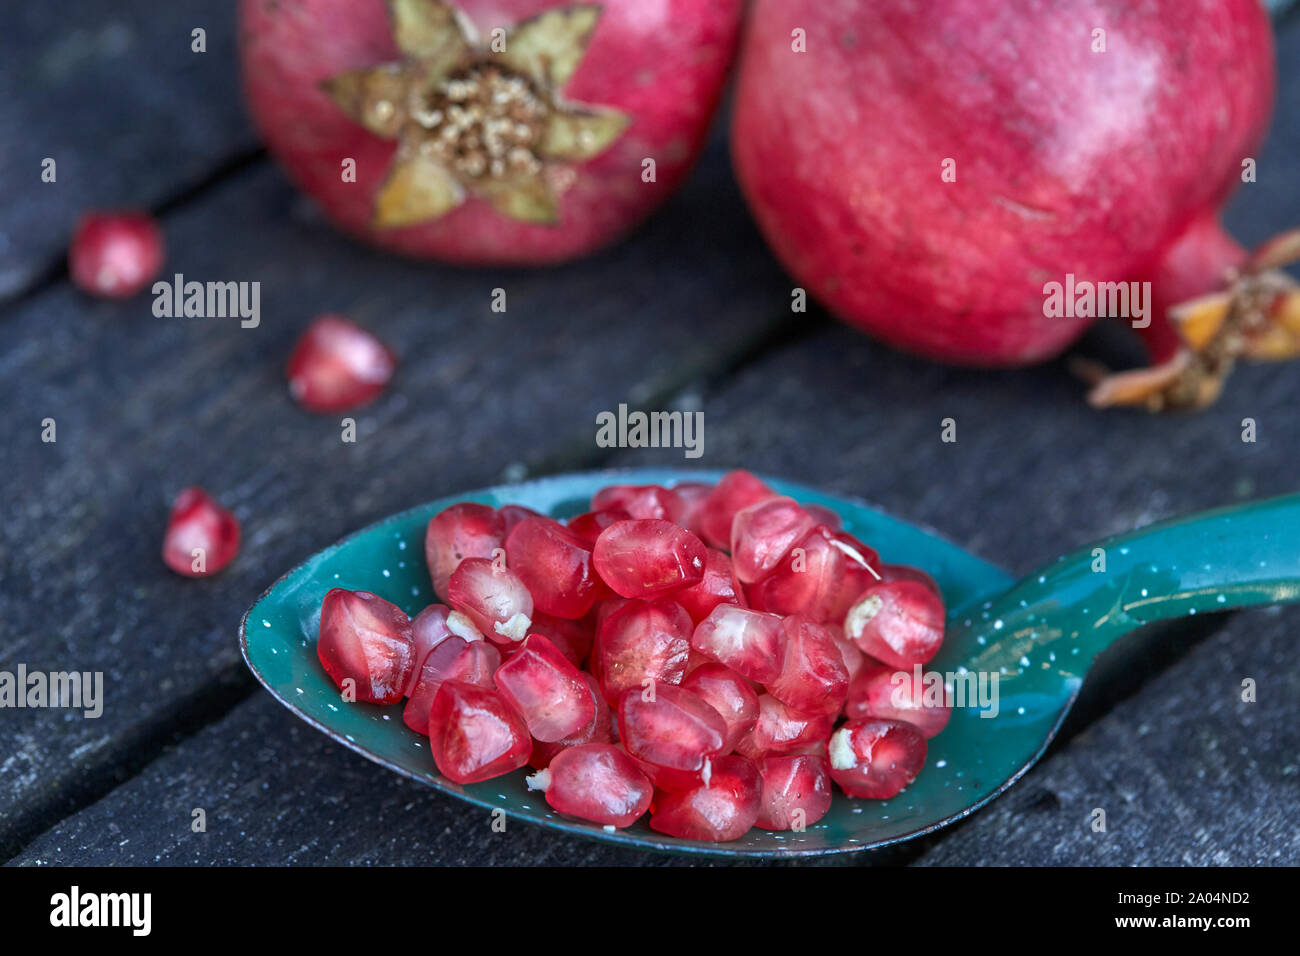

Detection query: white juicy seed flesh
xmin=495 ymin=612 xmax=531 ymax=641
xmin=828 ymin=727 xmax=857 ymax=770
xmin=844 ymin=594 xmax=883 ymax=638
xmin=447 ymin=611 xmax=484 ymax=642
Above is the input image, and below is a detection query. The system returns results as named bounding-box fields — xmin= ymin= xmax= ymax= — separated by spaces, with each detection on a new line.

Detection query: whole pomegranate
xmin=240 ymin=0 xmax=743 ymax=265
xmin=732 ymin=0 xmax=1300 ymax=410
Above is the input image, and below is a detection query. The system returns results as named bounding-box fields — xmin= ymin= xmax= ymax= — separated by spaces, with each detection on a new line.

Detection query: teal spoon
xmin=239 ymin=469 xmax=1300 ymax=858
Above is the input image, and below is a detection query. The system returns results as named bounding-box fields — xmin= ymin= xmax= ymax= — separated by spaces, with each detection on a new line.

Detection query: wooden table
xmin=3 ymin=1 xmax=1298 ymax=867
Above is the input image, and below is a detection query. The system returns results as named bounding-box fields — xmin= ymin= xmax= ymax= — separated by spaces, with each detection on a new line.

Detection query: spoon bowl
xmin=240 ymin=468 xmax=1300 ymax=858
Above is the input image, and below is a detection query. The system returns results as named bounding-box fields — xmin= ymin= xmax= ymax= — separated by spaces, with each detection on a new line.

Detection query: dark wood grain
xmin=0 ymin=1 xmax=258 ymax=302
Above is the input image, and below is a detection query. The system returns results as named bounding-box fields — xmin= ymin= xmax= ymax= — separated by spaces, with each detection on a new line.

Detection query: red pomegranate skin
xmin=239 ymin=0 xmax=743 ymax=265
xmin=731 ymin=0 xmax=1275 ymax=367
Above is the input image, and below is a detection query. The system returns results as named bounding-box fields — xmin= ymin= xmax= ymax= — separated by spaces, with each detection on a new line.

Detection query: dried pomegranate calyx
xmin=322 ymin=0 xmax=629 ymax=228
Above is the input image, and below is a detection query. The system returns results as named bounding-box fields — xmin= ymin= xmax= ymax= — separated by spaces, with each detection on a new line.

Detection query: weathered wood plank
xmin=0 ymin=132 xmax=794 ymax=856
xmin=0 ymin=1 xmax=257 ymax=301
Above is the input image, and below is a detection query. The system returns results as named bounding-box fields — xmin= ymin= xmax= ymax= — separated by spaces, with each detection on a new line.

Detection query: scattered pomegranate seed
xmin=674 ymin=548 xmax=746 ymax=623
xmin=506 ymin=516 xmax=601 ymax=619
xmin=593 ymin=598 xmax=693 ymax=705
xmin=670 ymin=481 xmax=713 ymax=538
xmin=681 ymin=662 xmax=759 ymax=754
xmin=494 ymin=634 xmax=595 ymax=742
xmin=447 ymin=557 xmax=534 ymax=644
xmin=592 ymin=519 xmax=707 ymax=599
xmin=843 ymin=579 xmax=945 ymax=669
xmin=690 ymin=604 xmax=785 ymax=684
xmin=527 ymin=743 xmax=653 ymax=828
xmin=286 ymin=314 xmax=396 ymax=413
xmin=802 ymin=503 xmax=843 ymax=531
xmin=424 ymin=502 xmax=506 ymax=601
xmin=316 ymin=588 xmax=414 ymax=705
xmin=648 ymin=754 xmax=762 ymax=842
xmin=528 ymin=672 xmax=612 ymax=769
xmin=406 ymin=603 xmax=456 ymax=695
xmin=827 ymin=719 xmax=927 ymax=799
xmin=566 ymin=507 xmax=632 ymax=546
xmin=618 ymin=684 xmax=727 ymax=774
xmin=499 ymin=504 xmax=544 ymax=535
xmin=161 ymin=486 xmax=240 ymax=578
xmin=734 ymin=694 xmax=835 ymax=759
xmin=730 ymin=495 xmax=816 ymax=584
xmin=766 ymin=616 xmax=850 ymax=716
xmin=824 ymin=530 xmax=884 ymax=621
xmin=591 ymin=484 xmax=686 ymax=523
xmin=69 ymin=211 xmax=164 ymax=298
xmin=748 ymin=524 xmax=848 ymax=621
xmin=427 ymin=680 xmax=532 ymax=784
xmin=844 ymin=659 xmax=952 ymax=738
xmin=402 ymin=637 xmax=501 ymax=734
xmin=755 ymin=754 xmax=833 ymax=831
xmin=698 ymin=470 xmax=774 ymax=549
xmin=879 ymin=562 xmax=943 ymax=597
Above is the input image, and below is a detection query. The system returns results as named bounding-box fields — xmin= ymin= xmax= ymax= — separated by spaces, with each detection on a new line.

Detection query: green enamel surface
xmin=240 ymin=471 xmax=1300 ymax=858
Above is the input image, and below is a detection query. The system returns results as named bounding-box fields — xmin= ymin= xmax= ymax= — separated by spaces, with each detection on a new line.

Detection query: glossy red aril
xmin=832 ymin=628 xmax=868 ymax=682
xmin=566 ymin=507 xmax=632 ymax=546
xmin=880 ymin=562 xmax=943 ymax=597
xmin=748 ymin=524 xmax=846 ymax=621
xmin=427 ymin=680 xmax=531 ymax=784
xmin=591 ymin=484 xmax=686 ymax=523
xmin=671 ymin=481 xmax=713 ymax=537
xmin=844 ymin=580 xmax=945 ymax=669
xmin=828 ymin=719 xmax=927 ymax=799
xmin=527 ymin=743 xmax=653 ymax=828
xmin=730 ymin=495 xmax=816 ymax=584
xmin=593 ymin=599 xmax=692 ymax=705
xmin=528 ymin=672 xmax=612 ymax=768
xmin=527 ymin=611 xmax=593 ymax=668
xmin=286 ymin=314 xmax=396 ymax=413
xmin=447 ymin=557 xmax=533 ymax=643
xmin=506 ymin=516 xmax=600 ymax=619
xmin=698 ymin=470 xmax=774 ymax=549
xmin=424 ymin=502 xmax=505 ymax=601
xmin=494 ymin=634 xmax=595 ymax=742
xmin=618 ymin=684 xmax=727 ymax=773
xmin=767 ymin=616 xmax=849 ymax=716
xmin=756 ymin=754 xmax=833 ymax=831
xmin=405 ymin=603 xmax=456 ymax=694
xmin=498 ymin=504 xmax=543 ymax=535
xmin=674 ymin=548 xmax=746 ymax=623
xmin=161 ymin=486 xmax=240 ymax=578
xmin=690 ymin=604 xmax=785 ymax=684
xmin=592 ymin=519 xmax=706 ymax=599
xmin=845 ymin=660 xmax=952 ymax=738
xmin=402 ymin=637 xmax=500 ymax=734
xmin=649 ymin=754 xmax=761 ymax=842
xmin=69 ymin=211 xmax=164 ymax=298
xmin=734 ymin=694 xmax=834 ymax=760
xmin=681 ymin=663 xmax=759 ymax=754
xmin=316 ymin=588 xmax=414 ymax=704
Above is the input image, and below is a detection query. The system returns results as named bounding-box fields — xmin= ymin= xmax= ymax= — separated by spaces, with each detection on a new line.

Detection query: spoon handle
xmin=986 ymin=493 xmax=1300 ymax=662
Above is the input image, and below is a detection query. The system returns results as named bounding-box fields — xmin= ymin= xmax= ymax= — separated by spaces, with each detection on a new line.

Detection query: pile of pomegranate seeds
xmin=316 ymin=471 xmax=951 ymax=842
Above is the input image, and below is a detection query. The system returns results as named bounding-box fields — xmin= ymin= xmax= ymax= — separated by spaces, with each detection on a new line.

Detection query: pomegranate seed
xmin=498 ymin=504 xmax=543 ymax=535
xmin=447 ymin=557 xmax=533 ymax=644
xmin=827 ymin=719 xmax=927 ymax=799
xmin=316 ymin=588 xmax=414 ymax=705
xmin=161 ymin=486 xmax=240 ymax=577
xmin=286 ymin=314 xmax=396 ymax=413
xmin=593 ymin=598 xmax=692 ymax=705
xmin=592 ymin=519 xmax=707 ymax=599
xmin=648 ymin=754 xmax=761 ymax=842
xmin=766 ymin=616 xmax=849 ymax=716
xmin=427 ymin=680 xmax=531 ymax=784
xmin=698 ymin=470 xmax=775 ymax=549
xmin=618 ymin=684 xmax=727 ymax=773
xmin=832 ymin=627 xmax=868 ymax=682
xmin=690 ymin=604 xmax=785 ymax=684
xmin=670 ymin=481 xmax=713 ymax=538
xmin=844 ymin=580 xmax=945 ymax=669
xmin=627 ymin=753 xmax=715 ymax=792
xmin=405 ymin=603 xmax=456 ymax=695
xmin=566 ymin=507 xmax=632 ymax=546
xmin=755 ymin=754 xmax=833 ymax=831
xmin=494 ymin=634 xmax=595 ymax=742
xmin=824 ymin=530 xmax=884 ymax=621
xmin=505 ymin=516 xmax=600 ymax=619
xmin=747 ymin=524 xmax=843 ymax=621
xmin=730 ymin=495 xmax=816 ymax=584
xmin=591 ymin=483 xmax=686 ymax=523
xmin=681 ymin=662 xmax=759 ymax=753
xmin=880 ymin=562 xmax=943 ymax=597
xmin=674 ymin=548 xmax=746 ymax=623
xmin=528 ymin=672 xmax=612 ymax=768
xmin=69 ymin=211 xmax=164 ymax=298
xmin=402 ymin=638 xmax=501 ymax=734
xmin=424 ymin=502 xmax=506 ymax=601
xmin=845 ymin=660 xmax=952 ymax=738
xmin=526 ymin=743 xmax=653 ymax=828
xmin=802 ymin=503 xmax=842 ymax=531
xmin=734 ymin=694 xmax=834 ymax=759
xmin=527 ymin=611 xmax=593 ymax=668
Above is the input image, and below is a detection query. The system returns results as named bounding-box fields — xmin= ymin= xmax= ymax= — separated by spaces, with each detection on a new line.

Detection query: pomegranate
xmin=494 ymin=633 xmax=594 ymax=741
xmin=403 ymin=637 xmax=500 ymax=733
xmin=731 ymin=0 xmax=1300 ymax=410
xmin=648 ymin=754 xmax=761 ymax=841
xmin=428 ymin=679 xmax=532 ymax=783
xmin=755 ymin=754 xmax=833 ymax=831
xmin=161 ymin=487 xmax=240 ymax=578
xmin=505 ymin=516 xmax=600 ymax=619
xmin=446 ymin=556 xmax=534 ymax=642
xmin=844 ymin=580 xmax=945 ymax=670
xmin=673 ymin=547 xmax=746 ymax=623
xmin=680 ymin=662 xmax=759 ymax=754
xmin=734 ymin=694 xmax=833 ymax=760
xmin=317 ymin=588 xmax=415 ymax=704
xmin=424 ymin=502 xmax=505 ymax=601
xmin=239 ymin=0 xmax=744 ymax=265
xmin=69 ymin=211 xmax=164 ymax=299
xmin=286 ymin=315 xmax=397 ymax=413
xmin=845 ymin=660 xmax=952 ymax=739
xmin=592 ymin=598 xmax=692 ymax=705
xmin=827 ymin=719 xmax=927 ymax=799
xmin=591 ymin=519 xmax=707 ymax=599
xmin=617 ymin=684 xmax=726 ymax=774
xmin=527 ymin=743 xmax=653 ymax=827
xmin=690 ymin=604 xmax=785 ymax=684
